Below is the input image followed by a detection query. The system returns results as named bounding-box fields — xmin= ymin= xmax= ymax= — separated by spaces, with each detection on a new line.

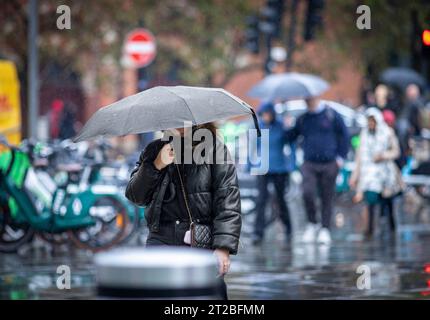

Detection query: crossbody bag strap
xmin=175 ymin=163 xmax=194 ymax=224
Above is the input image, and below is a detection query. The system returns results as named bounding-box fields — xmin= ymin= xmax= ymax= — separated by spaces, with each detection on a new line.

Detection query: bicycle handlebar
xmin=0 ymin=134 xmax=20 ymax=151
xmin=0 ymin=135 xmax=118 ymax=171
xmin=0 ymin=134 xmax=10 ymax=147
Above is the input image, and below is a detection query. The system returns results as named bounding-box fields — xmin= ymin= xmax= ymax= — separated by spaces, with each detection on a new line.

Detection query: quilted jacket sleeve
xmin=125 ymin=140 xmax=165 ymax=206
xmin=211 ymin=143 xmax=242 ymax=255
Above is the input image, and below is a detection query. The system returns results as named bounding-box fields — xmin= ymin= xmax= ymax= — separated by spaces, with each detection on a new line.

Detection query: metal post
xmin=28 ymin=0 xmax=39 ymax=139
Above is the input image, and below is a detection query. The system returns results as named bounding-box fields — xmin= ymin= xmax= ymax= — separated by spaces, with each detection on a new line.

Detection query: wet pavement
xmin=1 ymin=181 xmax=430 ymax=299
xmin=228 ymin=234 xmax=430 ymax=299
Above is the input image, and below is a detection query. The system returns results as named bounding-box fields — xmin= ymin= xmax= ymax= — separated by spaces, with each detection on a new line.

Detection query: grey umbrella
xmin=248 ymin=72 xmax=330 ymax=101
xmin=73 ymin=86 xmax=260 ymax=142
xmin=380 ymin=67 xmax=426 ymax=90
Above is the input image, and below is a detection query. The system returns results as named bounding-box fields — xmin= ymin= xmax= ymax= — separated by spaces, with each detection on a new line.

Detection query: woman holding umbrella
xmin=125 ymin=123 xmax=241 ymax=300
xmin=73 ymin=86 xmax=259 ymax=299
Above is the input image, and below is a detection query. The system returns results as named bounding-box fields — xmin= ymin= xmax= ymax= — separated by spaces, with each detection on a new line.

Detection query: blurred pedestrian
xmin=350 ymin=108 xmax=402 ymax=238
xmin=59 ymin=102 xmax=77 ymax=140
xmin=372 ymin=84 xmax=393 ymax=112
xmin=395 ymin=84 xmax=426 ymax=172
xmin=382 ymin=109 xmax=407 ymax=169
xmin=251 ymin=102 xmax=293 ymax=245
xmin=125 ymin=123 xmax=241 ymax=300
xmin=406 ymin=84 xmax=426 ymax=137
xmin=286 ymin=97 xmax=349 ymax=244
xmin=49 ymin=99 xmax=64 ymax=140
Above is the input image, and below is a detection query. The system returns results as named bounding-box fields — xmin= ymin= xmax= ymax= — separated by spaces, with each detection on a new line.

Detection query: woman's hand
xmin=336 ymin=157 xmax=344 ymax=169
xmin=353 ymin=191 xmax=364 ymax=203
xmin=214 ymin=248 xmax=230 ymax=276
xmin=154 ymin=143 xmax=174 ymax=170
xmin=373 ymin=153 xmax=385 ymax=163
xmin=349 ymin=175 xmax=358 ymax=190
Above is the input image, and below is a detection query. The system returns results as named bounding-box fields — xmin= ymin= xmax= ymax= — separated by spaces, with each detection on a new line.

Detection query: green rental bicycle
xmin=0 ymin=135 xmax=135 ymax=253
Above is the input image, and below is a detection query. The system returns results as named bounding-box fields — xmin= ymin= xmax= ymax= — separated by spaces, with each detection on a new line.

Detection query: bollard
xmin=95 ymin=247 xmax=222 ymax=299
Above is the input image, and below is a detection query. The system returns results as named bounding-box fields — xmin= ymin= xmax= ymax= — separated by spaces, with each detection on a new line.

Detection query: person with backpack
xmin=285 ymin=97 xmax=349 ymax=245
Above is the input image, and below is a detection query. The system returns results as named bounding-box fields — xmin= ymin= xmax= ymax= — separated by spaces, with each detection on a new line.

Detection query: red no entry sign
xmin=123 ymin=28 xmax=157 ymax=68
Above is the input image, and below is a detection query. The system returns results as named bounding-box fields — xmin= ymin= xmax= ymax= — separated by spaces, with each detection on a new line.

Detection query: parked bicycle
xmin=0 ymin=135 xmax=135 ymax=252
xmin=34 ymin=138 xmax=146 ymax=245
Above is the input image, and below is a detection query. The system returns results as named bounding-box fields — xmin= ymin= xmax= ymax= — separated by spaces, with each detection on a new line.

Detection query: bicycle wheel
xmin=118 ymin=206 xmax=141 ymax=245
xmin=0 ymin=204 xmax=34 ymax=253
xmin=68 ymin=196 xmax=129 ymax=252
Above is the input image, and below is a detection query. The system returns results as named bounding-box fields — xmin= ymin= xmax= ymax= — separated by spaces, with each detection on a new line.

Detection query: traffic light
xmin=422 ymin=29 xmax=430 ymax=58
xmin=244 ymin=15 xmax=260 ymax=54
xmin=259 ymin=0 xmax=285 ymax=38
xmin=304 ymin=0 xmax=325 ymax=41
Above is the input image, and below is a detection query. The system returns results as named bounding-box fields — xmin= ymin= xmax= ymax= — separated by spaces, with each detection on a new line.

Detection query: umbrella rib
xmin=220 ymin=89 xmax=252 ymax=112
xmin=163 ymin=87 xmax=197 ymax=125
xmin=121 ymin=105 xmax=135 ymax=136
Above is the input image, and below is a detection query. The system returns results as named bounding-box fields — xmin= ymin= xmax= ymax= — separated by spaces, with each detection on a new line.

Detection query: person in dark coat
xmin=286 ymin=97 xmax=349 ymax=245
xmin=59 ymin=102 xmax=77 ymax=140
xmin=125 ymin=123 xmax=241 ymax=300
xmin=250 ymin=102 xmax=294 ymax=245
xmin=406 ymin=84 xmax=426 ymax=137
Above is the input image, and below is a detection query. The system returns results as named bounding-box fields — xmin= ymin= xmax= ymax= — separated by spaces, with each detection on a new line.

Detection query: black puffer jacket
xmin=125 ymin=138 xmax=242 ymax=254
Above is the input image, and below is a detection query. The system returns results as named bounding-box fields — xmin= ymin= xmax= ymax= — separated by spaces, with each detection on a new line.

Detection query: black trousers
xmin=367 ymin=197 xmax=396 ymax=235
xmin=254 ymin=173 xmax=292 ymax=239
xmin=146 ymin=221 xmax=228 ymax=300
xmin=301 ymin=161 xmax=339 ymax=229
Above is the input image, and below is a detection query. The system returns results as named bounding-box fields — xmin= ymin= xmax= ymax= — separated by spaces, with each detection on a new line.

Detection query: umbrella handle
xmin=250 ymin=108 xmax=261 ymax=138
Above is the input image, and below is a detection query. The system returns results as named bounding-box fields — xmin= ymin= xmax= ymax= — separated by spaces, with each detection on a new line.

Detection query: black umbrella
xmin=380 ymin=67 xmax=427 ymax=90
xmin=73 ymin=86 xmax=260 ymax=142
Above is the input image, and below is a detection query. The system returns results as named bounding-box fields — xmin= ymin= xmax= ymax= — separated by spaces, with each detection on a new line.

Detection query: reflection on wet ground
xmin=0 ymin=250 xmax=96 ymax=299
xmin=1 ymin=195 xmax=430 ymax=299
xmin=228 ymin=193 xmax=430 ymax=299
xmin=228 ymin=235 xmax=430 ymax=299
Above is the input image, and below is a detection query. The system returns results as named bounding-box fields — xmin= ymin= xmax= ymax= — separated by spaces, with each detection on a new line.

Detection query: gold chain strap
xmin=175 ymin=163 xmax=193 ymax=224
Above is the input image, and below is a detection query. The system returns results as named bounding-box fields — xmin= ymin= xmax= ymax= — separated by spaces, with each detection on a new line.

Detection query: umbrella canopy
xmin=73 ymin=86 xmax=259 ymax=142
xmin=380 ymin=67 xmax=426 ymax=90
xmin=248 ymin=72 xmax=330 ymax=101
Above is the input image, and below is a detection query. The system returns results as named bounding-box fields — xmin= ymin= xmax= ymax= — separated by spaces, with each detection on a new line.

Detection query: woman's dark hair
xmin=193 ymin=122 xmax=218 ymax=137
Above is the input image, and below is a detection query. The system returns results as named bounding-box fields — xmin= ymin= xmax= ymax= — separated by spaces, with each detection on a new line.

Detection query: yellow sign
xmin=0 ymin=60 xmax=21 ymax=146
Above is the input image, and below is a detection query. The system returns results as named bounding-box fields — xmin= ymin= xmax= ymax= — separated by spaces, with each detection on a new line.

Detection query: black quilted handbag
xmin=175 ymin=164 xmax=213 ymax=249
xmin=190 ymin=222 xmax=213 ymax=249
